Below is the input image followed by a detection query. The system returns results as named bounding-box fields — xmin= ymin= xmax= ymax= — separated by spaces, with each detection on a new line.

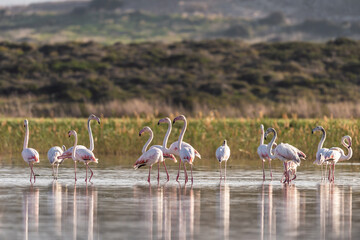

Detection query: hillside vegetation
xmin=0 ymin=38 xmax=360 ymax=118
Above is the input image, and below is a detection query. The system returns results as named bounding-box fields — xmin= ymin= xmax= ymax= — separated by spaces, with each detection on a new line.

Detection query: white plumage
xmin=47 ymin=145 xmax=66 ymax=179
xmin=22 ymin=119 xmax=40 ymax=183
xmin=216 ymin=140 xmax=230 ymax=179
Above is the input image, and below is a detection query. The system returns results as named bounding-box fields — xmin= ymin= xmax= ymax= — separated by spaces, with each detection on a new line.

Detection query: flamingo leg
xmin=219 ymin=162 xmax=222 ymax=179
xmin=88 ymin=165 xmax=94 ymax=182
xmin=56 ymin=164 xmax=59 ymax=180
xmin=262 ymin=160 xmax=265 ymax=181
xmin=176 ymin=159 xmax=181 ymax=182
xmin=332 ymin=163 xmax=335 ymax=182
xmin=225 ymin=160 xmax=227 ymax=180
xmin=85 ymin=163 xmax=88 ymax=182
xmin=328 ymin=164 xmax=331 ymax=181
xmin=321 ymin=164 xmax=323 ymax=180
xmin=29 ymin=162 xmax=33 ymax=183
xmin=269 ymin=160 xmax=272 ymax=181
xmin=183 ymin=163 xmax=188 ymax=184
xmin=190 ymin=164 xmax=193 ymax=183
xmin=163 ymin=161 xmax=169 ymax=181
xmin=157 ymin=162 xmax=160 ymax=182
xmin=148 ymin=166 xmax=152 ymax=183
xmin=74 ymin=161 xmax=77 ymax=182
xmin=52 ymin=165 xmax=55 ymax=179
xmin=30 ymin=162 xmax=36 ymax=183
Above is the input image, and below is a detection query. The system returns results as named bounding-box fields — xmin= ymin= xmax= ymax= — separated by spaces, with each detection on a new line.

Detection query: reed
xmin=0 ymin=118 xmax=358 ymax=168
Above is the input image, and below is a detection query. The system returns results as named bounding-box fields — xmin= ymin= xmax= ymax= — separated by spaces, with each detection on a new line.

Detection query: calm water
xmin=0 ymin=159 xmax=360 ymax=240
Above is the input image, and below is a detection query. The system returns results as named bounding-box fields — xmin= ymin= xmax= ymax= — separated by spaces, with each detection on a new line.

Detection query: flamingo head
xmin=264 ymin=127 xmax=275 ymax=140
xmin=139 ymin=126 xmax=152 ymax=136
xmin=173 ymin=115 xmax=186 ymax=124
xmin=158 ymin=117 xmax=171 ymax=125
xmin=62 ymin=145 xmax=66 ymax=151
xmin=260 ymin=124 xmax=264 ymax=131
xmin=68 ymin=130 xmax=77 ymax=138
xmin=342 ymin=135 xmax=352 ymax=148
xmin=223 ymin=139 xmax=227 ymax=146
xmin=23 ymin=119 xmax=28 ymax=127
xmin=312 ymin=126 xmax=324 ymax=134
xmin=89 ymin=114 xmax=101 ymax=124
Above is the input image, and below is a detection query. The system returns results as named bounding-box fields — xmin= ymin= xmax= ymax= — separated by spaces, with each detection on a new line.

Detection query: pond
xmin=0 ymin=158 xmax=359 ymax=239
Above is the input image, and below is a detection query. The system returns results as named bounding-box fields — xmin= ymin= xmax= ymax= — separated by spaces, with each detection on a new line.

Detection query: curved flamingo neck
xmin=23 ymin=124 xmax=29 ymax=150
xmin=162 ymin=119 xmax=172 ymax=149
xmin=317 ymin=128 xmax=326 ymax=152
xmin=340 ymin=137 xmax=353 ymax=161
xmin=142 ymin=130 xmax=153 ymax=154
xmin=177 ymin=118 xmax=187 ymax=150
xmin=88 ymin=118 xmax=94 ymax=151
xmin=260 ymin=125 xmax=264 ymax=145
xmin=72 ymin=132 xmax=78 ymax=160
xmin=267 ymin=129 xmax=277 ymax=159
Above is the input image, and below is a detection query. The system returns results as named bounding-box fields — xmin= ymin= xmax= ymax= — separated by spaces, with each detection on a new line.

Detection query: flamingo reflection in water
xmin=217 ymin=183 xmax=230 ymax=240
xmin=318 ymin=184 xmax=352 ymax=240
xmin=132 ymin=183 xmax=201 ymax=240
xmin=23 ymin=186 xmax=39 ymax=240
xmin=259 ymin=184 xmax=276 ymax=240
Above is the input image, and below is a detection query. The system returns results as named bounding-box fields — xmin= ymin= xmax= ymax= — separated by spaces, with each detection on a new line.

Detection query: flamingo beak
xmin=311 ymin=130 xmax=314 ymax=134
xmin=158 ymin=121 xmax=160 ymax=125
xmin=98 ymin=120 xmax=101 ymax=124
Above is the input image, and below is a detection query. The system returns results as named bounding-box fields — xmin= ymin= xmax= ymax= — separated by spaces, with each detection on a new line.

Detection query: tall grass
xmin=0 ymin=118 xmax=358 ymax=167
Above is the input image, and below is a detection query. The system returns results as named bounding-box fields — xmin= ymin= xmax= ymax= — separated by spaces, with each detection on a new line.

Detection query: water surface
xmin=0 ymin=159 xmax=359 ymax=240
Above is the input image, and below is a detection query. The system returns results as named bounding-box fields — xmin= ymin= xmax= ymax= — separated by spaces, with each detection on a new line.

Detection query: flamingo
xmin=47 ymin=145 xmax=66 ymax=180
xmin=312 ymin=126 xmax=331 ymax=180
xmin=216 ymin=140 xmax=230 ymax=180
xmin=265 ymin=127 xmax=306 ymax=184
xmin=133 ymin=126 xmax=164 ymax=183
xmin=257 ymin=124 xmax=277 ymax=181
xmin=68 ymin=130 xmax=98 ymax=182
xmin=173 ymin=115 xmax=196 ymax=184
xmin=21 ymin=119 xmax=40 ymax=183
xmin=58 ymin=114 xmax=100 ymax=160
xmin=322 ymin=135 xmax=352 ymax=182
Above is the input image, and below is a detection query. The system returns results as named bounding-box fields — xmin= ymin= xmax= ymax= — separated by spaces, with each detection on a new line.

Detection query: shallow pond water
xmin=0 ymin=159 xmax=360 ymax=240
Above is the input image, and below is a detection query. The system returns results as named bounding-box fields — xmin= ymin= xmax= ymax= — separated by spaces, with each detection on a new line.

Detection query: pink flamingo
xmin=265 ymin=127 xmax=306 ymax=184
xmin=322 ymin=135 xmax=352 ymax=182
xmin=216 ymin=140 xmax=230 ymax=179
xmin=133 ymin=127 xmax=164 ymax=183
xmin=150 ymin=118 xmax=178 ymax=181
xmin=257 ymin=124 xmax=277 ymax=181
xmin=47 ymin=145 xmax=66 ymax=179
xmin=58 ymin=114 xmax=100 ymax=160
xmin=22 ymin=119 xmax=40 ymax=183
xmin=312 ymin=126 xmax=332 ymax=180
xmin=173 ymin=115 xmax=196 ymax=184
xmin=68 ymin=130 xmax=98 ymax=182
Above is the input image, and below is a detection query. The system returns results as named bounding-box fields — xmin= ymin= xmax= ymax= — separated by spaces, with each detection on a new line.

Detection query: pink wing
xmin=22 ymin=148 xmax=40 ymax=163
xmin=134 ymin=148 xmax=162 ymax=169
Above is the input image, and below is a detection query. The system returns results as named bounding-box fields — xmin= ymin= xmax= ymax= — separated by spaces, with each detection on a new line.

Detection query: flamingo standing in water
xmin=47 ymin=145 xmax=66 ymax=180
xmin=216 ymin=140 xmax=230 ymax=180
xmin=68 ymin=130 xmax=98 ymax=182
xmin=264 ymin=127 xmax=306 ymax=183
xmin=22 ymin=119 xmax=40 ymax=183
xmin=257 ymin=124 xmax=277 ymax=181
xmin=133 ymin=127 xmax=164 ymax=183
xmin=322 ymin=135 xmax=352 ymax=182
xmin=58 ymin=114 xmax=100 ymax=181
xmin=312 ymin=126 xmax=331 ymax=180
xmin=173 ymin=115 xmax=196 ymax=184
xmin=150 ymin=118 xmax=178 ymax=181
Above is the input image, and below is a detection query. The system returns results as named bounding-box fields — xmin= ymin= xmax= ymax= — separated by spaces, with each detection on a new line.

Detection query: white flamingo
xmin=58 ymin=114 xmax=100 ymax=160
xmin=257 ymin=124 xmax=277 ymax=181
xmin=150 ymin=117 xmax=178 ymax=180
xmin=133 ymin=126 xmax=164 ymax=183
xmin=47 ymin=145 xmax=66 ymax=180
xmin=322 ymin=135 xmax=352 ymax=182
xmin=68 ymin=130 xmax=98 ymax=182
xmin=216 ymin=140 xmax=230 ymax=179
xmin=22 ymin=119 xmax=40 ymax=183
xmin=312 ymin=126 xmax=331 ymax=179
xmin=265 ymin=127 xmax=306 ymax=183
xmin=173 ymin=115 xmax=196 ymax=184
